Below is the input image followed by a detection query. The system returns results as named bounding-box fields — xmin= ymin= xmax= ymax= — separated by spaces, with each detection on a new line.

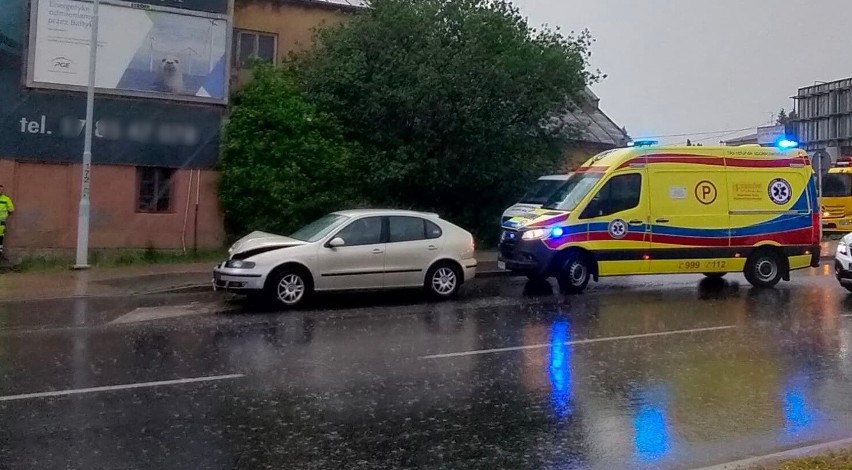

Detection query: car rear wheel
xmin=267 ymin=268 xmax=312 ymax=308
xmin=744 ymin=250 xmax=783 ymax=288
xmin=426 ymin=262 xmax=461 ymax=300
xmin=557 ymin=254 xmax=591 ymax=295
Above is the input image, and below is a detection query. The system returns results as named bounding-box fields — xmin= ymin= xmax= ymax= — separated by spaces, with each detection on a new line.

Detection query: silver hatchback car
xmin=213 ymin=209 xmax=477 ymax=308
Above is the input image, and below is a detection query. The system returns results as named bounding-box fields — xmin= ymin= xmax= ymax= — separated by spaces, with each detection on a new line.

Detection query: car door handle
xmin=628 ymin=219 xmax=644 ymax=226
xmin=372 ymin=248 xmax=384 ymax=254
xmin=655 ymin=218 xmax=670 ymax=224
xmin=427 ymin=245 xmax=438 ymax=251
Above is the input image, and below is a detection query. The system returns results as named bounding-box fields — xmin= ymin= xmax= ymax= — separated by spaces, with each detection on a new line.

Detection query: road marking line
xmin=693 ymin=436 xmax=852 ymax=470
xmin=842 ymin=314 xmax=852 ymax=318
xmin=420 ymin=325 xmax=736 ymax=360
xmin=0 ymin=374 xmax=245 ymax=402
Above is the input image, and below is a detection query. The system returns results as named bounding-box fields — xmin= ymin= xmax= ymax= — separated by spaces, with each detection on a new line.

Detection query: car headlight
xmin=522 ymin=229 xmax=547 ymax=240
xmin=225 ymin=260 xmax=256 ymax=269
xmin=838 ymin=242 xmax=848 ymax=256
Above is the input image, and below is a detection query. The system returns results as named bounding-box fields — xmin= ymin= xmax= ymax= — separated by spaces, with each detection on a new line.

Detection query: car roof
xmin=538 ymin=173 xmax=572 ymax=181
xmin=579 ymin=146 xmax=809 ymax=174
xmin=333 ymin=209 xmax=441 ymax=218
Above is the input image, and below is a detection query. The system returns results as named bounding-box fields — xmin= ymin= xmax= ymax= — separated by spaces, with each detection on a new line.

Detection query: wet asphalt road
xmin=1 ymin=267 xmax=852 ymax=469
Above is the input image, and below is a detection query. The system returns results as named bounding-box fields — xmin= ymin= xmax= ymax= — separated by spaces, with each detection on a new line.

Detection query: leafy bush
xmin=219 ymin=66 xmax=359 ymax=237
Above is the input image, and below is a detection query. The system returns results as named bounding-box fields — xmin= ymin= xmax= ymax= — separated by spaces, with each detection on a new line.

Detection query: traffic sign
xmin=812 ymin=150 xmax=831 ymax=177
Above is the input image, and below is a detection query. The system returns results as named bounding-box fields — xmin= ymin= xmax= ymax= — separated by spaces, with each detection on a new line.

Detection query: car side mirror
xmin=328 ymin=237 xmax=345 ymax=248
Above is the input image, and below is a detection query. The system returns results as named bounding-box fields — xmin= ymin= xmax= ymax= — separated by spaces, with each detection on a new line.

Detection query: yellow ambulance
xmin=498 ymin=143 xmax=820 ymax=292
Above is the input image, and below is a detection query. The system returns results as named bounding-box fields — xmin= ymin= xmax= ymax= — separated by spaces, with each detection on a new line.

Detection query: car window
xmin=519 ymin=179 xmax=567 ymax=205
xmin=290 ymin=214 xmax=349 ymax=242
xmin=389 ymin=217 xmax=426 ymax=243
xmin=334 ymin=217 xmax=383 ymax=246
xmin=543 ymin=173 xmax=604 ymax=211
xmin=580 ymin=173 xmax=642 ymax=219
xmin=425 ymin=220 xmax=443 ymax=239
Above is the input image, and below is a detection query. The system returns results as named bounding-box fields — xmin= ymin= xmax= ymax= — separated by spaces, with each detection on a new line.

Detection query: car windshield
xmin=519 ymin=179 xmax=569 ymax=205
xmin=289 ymin=214 xmax=350 ymax=242
xmin=543 ymin=173 xmax=604 ymax=211
xmin=822 ymin=173 xmax=852 ymax=197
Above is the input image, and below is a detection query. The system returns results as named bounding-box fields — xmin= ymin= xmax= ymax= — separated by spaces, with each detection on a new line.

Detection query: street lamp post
xmin=74 ymin=0 xmax=99 ymax=269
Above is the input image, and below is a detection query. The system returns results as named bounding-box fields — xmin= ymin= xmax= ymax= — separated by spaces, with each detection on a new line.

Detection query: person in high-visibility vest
xmin=0 ymin=185 xmax=15 ymax=254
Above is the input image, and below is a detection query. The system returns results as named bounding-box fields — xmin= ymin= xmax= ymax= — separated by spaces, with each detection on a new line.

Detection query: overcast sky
xmin=513 ymin=0 xmax=852 ymax=144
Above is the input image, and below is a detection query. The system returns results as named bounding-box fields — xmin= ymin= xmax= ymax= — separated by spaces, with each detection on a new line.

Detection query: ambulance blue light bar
xmin=777 ymin=139 xmax=799 ymax=149
xmin=628 ymin=139 xmax=659 ymax=147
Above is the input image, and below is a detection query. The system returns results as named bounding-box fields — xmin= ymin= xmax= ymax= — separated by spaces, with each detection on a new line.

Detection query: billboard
xmin=27 ymin=0 xmax=229 ymax=104
xmin=757 ymin=125 xmax=786 ymax=146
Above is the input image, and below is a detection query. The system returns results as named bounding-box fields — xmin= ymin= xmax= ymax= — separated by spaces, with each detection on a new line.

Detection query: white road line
xmin=842 ymin=314 xmax=852 ymax=318
xmin=420 ymin=325 xmax=736 ymax=360
xmin=693 ymin=436 xmax=852 ymax=470
xmin=0 ymin=374 xmax=245 ymax=402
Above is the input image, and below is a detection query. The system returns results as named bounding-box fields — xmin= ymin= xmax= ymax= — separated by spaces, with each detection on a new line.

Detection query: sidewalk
xmin=0 ymin=263 xmax=214 ymax=302
xmin=0 ymin=253 xmax=506 ymax=302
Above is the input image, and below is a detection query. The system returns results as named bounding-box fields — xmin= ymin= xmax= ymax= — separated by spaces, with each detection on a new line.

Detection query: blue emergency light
xmin=551 ymin=226 xmax=564 ymax=238
xmin=777 ymin=139 xmax=799 ymax=149
xmin=628 ymin=139 xmax=659 ymax=148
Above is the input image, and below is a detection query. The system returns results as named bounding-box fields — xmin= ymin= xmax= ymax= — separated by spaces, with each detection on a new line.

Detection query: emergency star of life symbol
xmin=608 ymin=219 xmax=628 ymax=239
xmin=768 ymin=178 xmax=792 ymax=205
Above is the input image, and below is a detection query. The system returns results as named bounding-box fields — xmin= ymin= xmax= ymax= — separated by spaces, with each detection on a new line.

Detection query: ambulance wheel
xmin=703 ymin=273 xmax=725 ymax=279
xmin=557 ymin=254 xmax=591 ymax=295
xmin=744 ymin=250 xmax=783 ymax=288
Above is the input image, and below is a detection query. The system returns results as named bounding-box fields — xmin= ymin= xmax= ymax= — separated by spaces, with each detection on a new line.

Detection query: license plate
xmin=498 ymin=261 xmax=506 ymax=270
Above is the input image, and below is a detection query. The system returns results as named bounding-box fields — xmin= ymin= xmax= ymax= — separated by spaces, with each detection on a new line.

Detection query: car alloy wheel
xmin=277 ymin=274 xmax=306 ymax=305
xmin=432 ymin=267 xmax=457 ymax=296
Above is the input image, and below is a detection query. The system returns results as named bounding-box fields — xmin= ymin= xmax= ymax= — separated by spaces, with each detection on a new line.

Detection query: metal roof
xmin=295 ymin=0 xmax=367 ymax=7
xmin=723 ymin=133 xmax=759 ymax=146
xmin=559 ymin=88 xmax=630 ymax=147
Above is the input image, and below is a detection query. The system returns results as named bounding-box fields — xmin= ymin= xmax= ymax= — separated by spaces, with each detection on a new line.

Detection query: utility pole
xmin=74 ymin=0 xmax=99 ymax=269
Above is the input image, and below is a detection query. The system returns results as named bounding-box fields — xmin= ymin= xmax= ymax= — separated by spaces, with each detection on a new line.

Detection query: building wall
xmin=235 ymin=1 xmax=353 ymax=58
xmin=0 ymin=160 xmax=224 ymax=252
xmin=563 ymin=143 xmax=612 ymax=172
xmin=796 ymin=78 xmax=852 ymax=155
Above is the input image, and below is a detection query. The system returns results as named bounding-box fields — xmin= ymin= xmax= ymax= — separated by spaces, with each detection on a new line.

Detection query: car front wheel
xmin=267 ymin=268 xmax=312 ymax=308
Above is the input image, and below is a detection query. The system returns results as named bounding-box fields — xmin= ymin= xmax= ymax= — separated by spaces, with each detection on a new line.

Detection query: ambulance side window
xmin=580 ymin=174 xmax=642 ymax=219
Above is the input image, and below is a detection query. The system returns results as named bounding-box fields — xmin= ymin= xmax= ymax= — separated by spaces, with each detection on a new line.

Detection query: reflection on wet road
xmin=1 ymin=269 xmax=852 ymax=468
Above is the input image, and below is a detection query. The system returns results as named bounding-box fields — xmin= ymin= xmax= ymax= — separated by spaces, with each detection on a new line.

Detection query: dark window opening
xmin=389 ymin=217 xmax=426 ymax=243
xmin=425 ymin=220 xmax=443 ymax=239
xmin=232 ymin=30 xmax=277 ymax=68
xmin=822 ymin=173 xmax=852 ymax=197
xmin=137 ymin=167 xmax=174 ymax=213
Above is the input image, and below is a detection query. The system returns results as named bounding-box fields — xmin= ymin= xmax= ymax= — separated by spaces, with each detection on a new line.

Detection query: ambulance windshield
xmin=543 ymin=173 xmax=603 ymax=211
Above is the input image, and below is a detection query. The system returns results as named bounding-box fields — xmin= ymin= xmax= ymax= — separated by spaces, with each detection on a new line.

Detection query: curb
xmin=137 ymin=257 xmax=838 ymax=296
xmin=695 ymin=436 xmax=852 ymax=470
xmin=475 ymin=269 xmax=513 ymax=279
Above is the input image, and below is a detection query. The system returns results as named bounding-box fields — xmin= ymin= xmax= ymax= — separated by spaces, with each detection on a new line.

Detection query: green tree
xmin=776 ymin=108 xmax=788 ymax=125
xmin=219 ymin=66 xmax=359 ymax=237
xmin=293 ymin=0 xmax=599 ymax=239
